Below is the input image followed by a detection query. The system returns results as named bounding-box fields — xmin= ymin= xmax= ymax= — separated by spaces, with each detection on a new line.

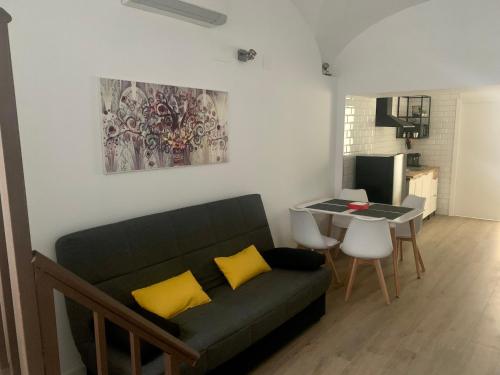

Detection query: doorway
xmin=451 ymin=89 xmax=500 ymax=221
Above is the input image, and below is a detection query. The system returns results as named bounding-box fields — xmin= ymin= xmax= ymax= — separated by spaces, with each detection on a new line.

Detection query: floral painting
xmin=100 ymin=78 xmax=229 ymax=173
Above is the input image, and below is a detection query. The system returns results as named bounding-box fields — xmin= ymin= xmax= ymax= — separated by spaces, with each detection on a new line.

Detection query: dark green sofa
xmin=56 ymin=194 xmax=331 ymax=374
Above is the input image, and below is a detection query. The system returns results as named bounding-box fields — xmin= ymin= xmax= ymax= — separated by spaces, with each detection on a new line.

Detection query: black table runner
xmin=306 ymin=200 xmax=414 ymax=220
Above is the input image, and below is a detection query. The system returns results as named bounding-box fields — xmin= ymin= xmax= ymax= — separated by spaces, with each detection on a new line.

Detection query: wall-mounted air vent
xmin=122 ymin=0 xmax=228 ymax=27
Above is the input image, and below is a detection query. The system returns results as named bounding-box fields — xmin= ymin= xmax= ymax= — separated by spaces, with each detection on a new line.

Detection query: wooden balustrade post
xmin=31 ymin=251 xmax=200 ymax=374
xmin=0 ymin=199 xmax=20 ymax=374
xmin=33 ymin=273 xmax=61 ymax=375
xmin=0 ymin=315 xmax=7 ymax=369
xmin=164 ymin=353 xmax=180 ymax=375
xmin=93 ymin=312 xmax=109 ymax=375
xmin=0 ymin=7 xmax=45 ymax=375
xmin=129 ymin=332 xmax=142 ymax=375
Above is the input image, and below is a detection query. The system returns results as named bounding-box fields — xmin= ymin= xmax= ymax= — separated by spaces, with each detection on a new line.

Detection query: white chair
xmin=396 ymin=195 xmax=426 ymax=278
xmin=330 ymin=189 xmax=369 ymax=241
xmin=289 ymin=208 xmax=341 ymax=284
xmin=341 ymin=217 xmax=393 ymax=305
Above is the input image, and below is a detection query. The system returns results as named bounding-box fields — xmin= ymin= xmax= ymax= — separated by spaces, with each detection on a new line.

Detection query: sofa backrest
xmin=56 ymin=194 xmax=274 ymax=361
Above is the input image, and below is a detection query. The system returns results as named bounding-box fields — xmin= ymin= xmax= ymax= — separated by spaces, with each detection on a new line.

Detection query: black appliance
xmin=355 ymin=154 xmax=407 ymax=205
xmin=407 ymin=153 xmax=421 ymax=167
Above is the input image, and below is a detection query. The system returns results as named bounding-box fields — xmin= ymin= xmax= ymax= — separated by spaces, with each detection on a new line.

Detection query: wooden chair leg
xmin=333 ymin=246 xmax=341 ymax=259
xmin=345 ymin=258 xmax=358 ymax=302
xmin=418 ymin=250 xmax=426 ymax=272
xmin=411 ymin=242 xmax=421 ymax=279
xmin=410 ymin=221 xmax=426 ymax=273
xmin=339 ymin=228 xmax=347 ymax=242
xmin=373 ymin=260 xmax=391 ymax=305
xmin=345 ymin=257 xmax=354 ymax=284
xmin=390 ymin=227 xmax=400 ymax=298
xmin=409 ymin=220 xmax=423 ymax=278
xmin=399 ymin=239 xmax=403 ymax=262
xmin=325 ymin=249 xmax=341 ymax=284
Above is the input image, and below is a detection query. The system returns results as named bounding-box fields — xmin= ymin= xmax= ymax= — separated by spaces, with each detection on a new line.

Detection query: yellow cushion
xmin=214 ymin=245 xmax=272 ymax=290
xmin=131 ymin=270 xmax=211 ymax=319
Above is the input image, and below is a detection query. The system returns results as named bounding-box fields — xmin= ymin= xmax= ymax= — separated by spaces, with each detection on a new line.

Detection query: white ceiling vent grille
xmin=122 ymin=0 xmax=227 ymax=27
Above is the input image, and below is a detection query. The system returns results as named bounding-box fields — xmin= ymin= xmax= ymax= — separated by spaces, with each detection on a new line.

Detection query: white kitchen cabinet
xmin=407 ymin=169 xmax=438 ymax=219
xmin=429 ymin=177 xmax=438 ymax=214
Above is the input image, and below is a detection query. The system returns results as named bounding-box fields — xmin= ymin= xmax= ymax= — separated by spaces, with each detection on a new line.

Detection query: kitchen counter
xmin=406 ymin=166 xmax=439 ymax=218
xmin=406 ymin=166 xmax=439 ymax=179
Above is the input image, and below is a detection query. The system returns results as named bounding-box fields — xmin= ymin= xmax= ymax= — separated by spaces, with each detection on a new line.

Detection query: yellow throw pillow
xmin=214 ymin=245 xmax=272 ymax=290
xmin=131 ymin=270 xmax=211 ymax=319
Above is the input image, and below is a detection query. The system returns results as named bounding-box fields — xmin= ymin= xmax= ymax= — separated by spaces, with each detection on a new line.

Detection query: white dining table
xmin=296 ymin=197 xmax=425 ymax=297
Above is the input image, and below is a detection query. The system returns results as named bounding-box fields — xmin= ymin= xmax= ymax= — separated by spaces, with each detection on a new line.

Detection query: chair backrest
xmin=401 ymin=194 xmax=426 ymax=234
xmin=289 ymin=208 xmax=327 ymax=249
xmin=339 ymin=188 xmax=368 ymax=202
xmin=341 ymin=217 xmax=393 ymax=259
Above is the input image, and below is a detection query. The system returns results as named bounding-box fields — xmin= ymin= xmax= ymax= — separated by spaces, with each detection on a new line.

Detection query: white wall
xmin=1 ymin=0 xmax=333 ymax=373
xmin=451 ymin=89 xmax=500 ymax=221
xmin=291 ymin=0 xmax=427 ymax=63
xmin=332 ymin=0 xmax=500 ymax=194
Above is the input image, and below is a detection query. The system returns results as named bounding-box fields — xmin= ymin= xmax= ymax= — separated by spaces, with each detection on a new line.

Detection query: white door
xmin=452 ymin=95 xmax=500 ymax=221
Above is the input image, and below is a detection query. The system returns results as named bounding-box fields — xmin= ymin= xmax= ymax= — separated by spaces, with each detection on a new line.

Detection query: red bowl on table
xmin=348 ymin=202 xmax=370 ymax=210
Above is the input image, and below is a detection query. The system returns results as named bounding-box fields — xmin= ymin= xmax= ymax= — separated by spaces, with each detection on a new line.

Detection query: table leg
xmin=345 ymin=256 xmax=354 ymax=284
xmin=339 ymin=228 xmax=347 ymax=242
xmin=390 ymin=227 xmax=400 ymax=298
xmin=327 ymin=215 xmax=334 ymax=237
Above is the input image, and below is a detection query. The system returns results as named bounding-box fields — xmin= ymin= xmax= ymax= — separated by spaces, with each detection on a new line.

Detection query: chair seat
xmin=321 ymin=235 xmax=339 ymax=248
xmin=297 ymin=236 xmax=338 ymax=250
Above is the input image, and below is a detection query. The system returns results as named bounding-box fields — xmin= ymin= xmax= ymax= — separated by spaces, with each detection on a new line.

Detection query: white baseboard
xmin=452 ymin=214 xmax=499 ymax=222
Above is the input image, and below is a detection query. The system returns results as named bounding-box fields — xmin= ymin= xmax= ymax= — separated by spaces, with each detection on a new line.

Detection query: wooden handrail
xmin=32 ymin=251 xmax=199 ymax=375
xmin=1 ymin=6 xmax=46 ymax=374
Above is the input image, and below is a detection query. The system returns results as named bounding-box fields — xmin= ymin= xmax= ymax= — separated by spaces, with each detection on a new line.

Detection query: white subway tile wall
xmin=342 ymin=93 xmax=458 ymax=215
xmin=343 ymin=96 xmax=404 ymax=189
xmin=410 ymin=93 xmax=459 ymax=215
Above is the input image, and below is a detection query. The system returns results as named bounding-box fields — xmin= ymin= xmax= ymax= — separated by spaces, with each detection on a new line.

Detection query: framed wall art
xmin=100 ymin=78 xmax=229 ymax=173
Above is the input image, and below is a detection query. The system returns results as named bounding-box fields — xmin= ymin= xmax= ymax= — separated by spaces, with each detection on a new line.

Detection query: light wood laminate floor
xmin=252 ymin=216 xmax=500 ymax=375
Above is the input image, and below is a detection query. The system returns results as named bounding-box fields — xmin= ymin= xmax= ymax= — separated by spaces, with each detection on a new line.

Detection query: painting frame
xmin=99 ymin=77 xmax=229 ymax=174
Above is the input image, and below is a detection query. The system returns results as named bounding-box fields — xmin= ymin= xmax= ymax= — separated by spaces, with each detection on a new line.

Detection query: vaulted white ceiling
xmin=292 ymin=0 xmax=429 ymax=63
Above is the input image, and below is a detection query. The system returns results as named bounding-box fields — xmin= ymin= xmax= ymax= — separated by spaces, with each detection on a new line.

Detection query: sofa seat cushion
xmin=171 ymin=267 xmax=331 ymax=370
